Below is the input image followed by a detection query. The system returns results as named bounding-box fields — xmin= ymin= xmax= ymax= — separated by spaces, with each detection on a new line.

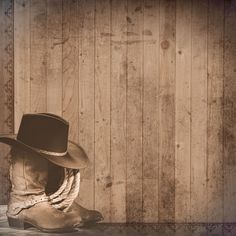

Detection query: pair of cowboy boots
xmin=7 ymin=148 xmax=103 ymax=233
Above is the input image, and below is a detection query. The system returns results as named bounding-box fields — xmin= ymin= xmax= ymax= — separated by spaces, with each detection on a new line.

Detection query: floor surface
xmin=1 ymin=206 xmax=236 ymax=236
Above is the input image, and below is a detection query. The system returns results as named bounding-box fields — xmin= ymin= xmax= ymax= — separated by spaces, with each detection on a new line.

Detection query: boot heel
xmin=8 ymin=217 xmax=31 ymax=230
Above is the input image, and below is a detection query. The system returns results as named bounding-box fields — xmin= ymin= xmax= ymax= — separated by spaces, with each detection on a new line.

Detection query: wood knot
xmin=161 ymin=40 xmax=169 ymax=49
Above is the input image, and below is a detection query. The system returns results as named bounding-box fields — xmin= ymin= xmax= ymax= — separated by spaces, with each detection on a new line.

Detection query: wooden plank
xmin=94 ymin=0 xmax=111 ymax=222
xmin=190 ymin=0 xmax=208 ymax=223
xmin=30 ymin=0 xmax=47 ymax=112
xmin=47 ymin=0 xmax=63 ymax=116
xmin=175 ymin=0 xmax=191 ymax=223
xmin=224 ymin=0 xmax=236 ymax=223
xmin=77 ymin=0 xmax=95 ymax=210
xmin=142 ymin=0 xmax=159 ymax=223
xmin=126 ymin=0 xmax=143 ymax=223
xmin=207 ymin=0 xmax=224 ymax=223
xmin=110 ymin=0 xmax=127 ymax=223
xmin=62 ymin=0 xmax=79 ymax=142
xmin=158 ymin=0 xmax=176 ymax=223
xmin=14 ymin=0 xmax=30 ymax=132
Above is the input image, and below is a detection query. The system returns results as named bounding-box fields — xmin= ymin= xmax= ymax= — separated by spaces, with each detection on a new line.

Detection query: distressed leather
xmin=7 ymin=148 xmax=77 ymax=232
xmin=46 ymin=161 xmax=104 ymax=225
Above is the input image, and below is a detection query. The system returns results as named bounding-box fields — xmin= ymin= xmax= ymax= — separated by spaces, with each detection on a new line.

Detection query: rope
xmin=9 ymin=167 xmax=80 ymax=214
xmin=48 ymin=169 xmax=80 ymax=212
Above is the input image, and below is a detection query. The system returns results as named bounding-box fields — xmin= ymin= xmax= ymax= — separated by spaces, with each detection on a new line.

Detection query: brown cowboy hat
xmin=0 ymin=113 xmax=90 ymax=169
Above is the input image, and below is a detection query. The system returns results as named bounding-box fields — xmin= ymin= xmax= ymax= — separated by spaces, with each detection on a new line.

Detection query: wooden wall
xmin=0 ymin=0 xmax=234 ymax=223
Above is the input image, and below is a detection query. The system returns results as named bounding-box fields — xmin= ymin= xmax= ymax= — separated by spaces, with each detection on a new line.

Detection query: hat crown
xmin=17 ymin=113 xmax=69 ymax=154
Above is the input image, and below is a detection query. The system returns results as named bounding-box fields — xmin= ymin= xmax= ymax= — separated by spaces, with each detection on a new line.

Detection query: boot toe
xmin=93 ymin=210 xmax=104 ymax=222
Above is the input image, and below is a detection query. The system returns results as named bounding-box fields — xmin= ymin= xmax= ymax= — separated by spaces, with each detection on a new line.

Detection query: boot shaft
xmin=8 ymin=148 xmax=49 ymax=215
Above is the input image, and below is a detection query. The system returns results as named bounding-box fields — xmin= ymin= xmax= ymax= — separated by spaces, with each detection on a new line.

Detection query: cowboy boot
xmin=46 ymin=162 xmax=103 ymax=225
xmin=68 ymin=201 xmax=104 ymax=225
xmin=7 ymin=148 xmax=79 ymax=233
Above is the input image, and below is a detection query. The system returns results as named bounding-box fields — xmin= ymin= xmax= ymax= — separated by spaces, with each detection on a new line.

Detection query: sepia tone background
xmin=0 ymin=0 xmax=236 ymax=224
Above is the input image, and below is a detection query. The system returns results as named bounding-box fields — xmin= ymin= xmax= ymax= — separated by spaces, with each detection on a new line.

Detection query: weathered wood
xmin=207 ymin=0 xmax=224 ymax=223
xmin=5 ymin=0 xmax=236 ymax=224
xmin=126 ymin=0 xmax=143 ymax=223
xmin=94 ymin=0 xmax=111 ymax=222
xmin=78 ymin=0 xmax=95 ymax=210
xmin=110 ymin=0 xmax=127 ymax=223
xmin=175 ymin=0 xmax=191 ymax=223
xmin=62 ymin=0 xmax=79 ymax=142
xmin=14 ymin=0 xmax=30 ymax=132
xmin=142 ymin=0 xmax=159 ymax=223
xmin=224 ymin=0 xmax=236 ymax=223
xmin=190 ymin=0 xmax=208 ymax=223
xmin=47 ymin=0 xmax=63 ymax=116
xmin=30 ymin=0 xmax=47 ymax=112
xmin=158 ymin=0 xmax=176 ymax=223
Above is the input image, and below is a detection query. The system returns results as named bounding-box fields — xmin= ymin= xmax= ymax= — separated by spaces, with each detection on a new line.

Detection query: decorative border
xmin=3 ymin=0 xmax=14 ymax=134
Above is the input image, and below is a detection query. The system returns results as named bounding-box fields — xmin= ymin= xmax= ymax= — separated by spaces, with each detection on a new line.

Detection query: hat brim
xmin=0 ymin=134 xmax=90 ymax=169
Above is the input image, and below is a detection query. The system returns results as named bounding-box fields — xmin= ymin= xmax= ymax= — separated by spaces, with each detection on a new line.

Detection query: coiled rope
xmin=49 ymin=169 xmax=80 ymax=212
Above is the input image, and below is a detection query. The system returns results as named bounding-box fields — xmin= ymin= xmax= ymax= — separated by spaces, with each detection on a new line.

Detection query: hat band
xmin=33 ymin=147 xmax=67 ymax=157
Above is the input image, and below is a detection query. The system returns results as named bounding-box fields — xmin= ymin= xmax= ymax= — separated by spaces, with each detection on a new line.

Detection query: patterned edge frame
xmin=4 ymin=0 xmax=14 ymax=134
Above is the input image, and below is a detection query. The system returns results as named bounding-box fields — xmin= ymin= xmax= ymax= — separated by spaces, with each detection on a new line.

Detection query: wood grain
xmin=207 ymin=0 xmax=224 ymax=223
xmin=158 ymin=0 xmax=176 ymax=223
xmin=77 ymin=0 xmax=95 ymax=211
xmin=62 ymin=0 xmax=79 ymax=142
xmin=47 ymin=0 xmax=62 ymax=116
xmin=110 ymin=0 xmax=127 ymax=223
xmin=190 ymin=0 xmax=208 ymax=223
xmin=142 ymin=0 xmax=159 ymax=223
xmin=175 ymin=0 xmax=191 ymax=223
xmin=4 ymin=0 xmax=236 ymax=224
xmin=14 ymin=0 xmax=30 ymax=132
xmin=30 ymin=0 xmax=47 ymax=112
xmin=94 ymin=0 xmax=111 ymax=222
xmin=126 ymin=0 xmax=143 ymax=223
xmin=224 ymin=0 xmax=236 ymax=223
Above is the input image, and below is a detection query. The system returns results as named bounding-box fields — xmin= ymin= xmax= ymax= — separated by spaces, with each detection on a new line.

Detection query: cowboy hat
xmin=0 ymin=113 xmax=89 ymax=169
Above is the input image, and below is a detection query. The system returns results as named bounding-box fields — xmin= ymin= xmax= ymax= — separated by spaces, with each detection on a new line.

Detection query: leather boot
xmin=68 ymin=201 xmax=104 ymax=225
xmin=7 ymin=148 xmax=78 ymax=233
xmin=46 ymin=161 xmax=103 ymax=226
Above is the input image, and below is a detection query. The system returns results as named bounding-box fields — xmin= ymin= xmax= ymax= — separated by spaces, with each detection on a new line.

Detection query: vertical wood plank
xmin=47 ymin=0 xmax=62 ymax=116
xmin=62 ymin=0 xmax=79 ymax=142
xmin=94 ymin=0 xmax=111 ymax=222
xmin=159 ymin=0 xmax=176 ymax=223
xmin=126 ymin=0 xmax=143 ymax=223
xmin=207 ymin=0 xmax=224 ymax=223
xmin=142 ymin=0 xmax=159 ymax=223
xmin=190 ymin=0 xmax=208 ymax=223
xmin=14 ymin=0 xmax=30 ymax=132
xmin=110 ymin=0 xmax=127 ymax=223
xmin=175 ymin=0 xmax=191 ymax=223
xmin=224 ymin=0 xmax=236 ymax=223
xmin=78 ymin=0 xmax=95 ymax=210
xmin=30 ymin=0 xmax=47 ymax=112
